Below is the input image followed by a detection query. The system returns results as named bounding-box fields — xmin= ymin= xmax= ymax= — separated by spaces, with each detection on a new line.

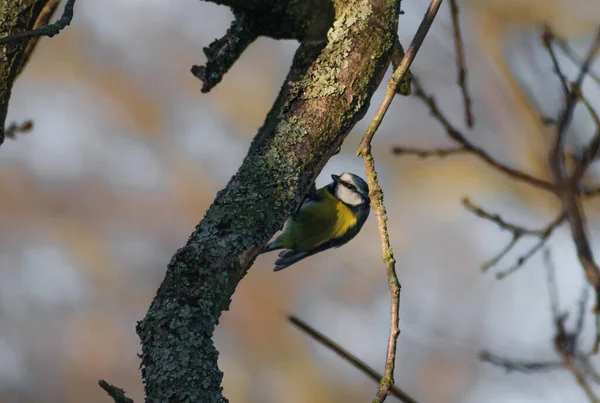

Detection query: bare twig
xmin=356 ymin=0 xmax=444 ymax=401
xmin=544 ymin=249 xmax=561 ymax=320
xmin=547 ymin=247 xmax=600 ymax=403
xmin=0 ymin=0 xmax=76 ymax=45
xmin=448 ymin=0 xmax=474 ymax=127
xmin=391 ymin=146 xmax=467 ymax=158
xmin=494 ymin=212 xmax=566 ymax=279
xmin=548 ymin=27 xmax=600 ymax=354
xmin=553 ymin=34 xmax=600 ymax=87
xmin=409 ymin=78 xmax=556 ymax=192
xmin=191 ymin=11 xmax=258 ymax=93
xmin=462 ymin=197 xmax=566 ymax=276
xmin=98 ymin=380 xmax=134 ymax=403
xmin=480 ymin=350 xmax=562 ymax=373
xmin=541 ymin=27 xmax=570 ymax=101
xmin=562 ymin=359 xmax=600 ymax=403
xmin=288 ymin=316 xmax=419 ymax=403
xmin=462 ymin=197 xmax=544 ymax=235
xmin=483 ymin=250 xmax=600 ymax=402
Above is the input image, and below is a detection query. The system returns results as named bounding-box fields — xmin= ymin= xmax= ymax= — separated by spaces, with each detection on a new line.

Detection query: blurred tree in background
xmin=1 ymin=0 xmax=600 ymax=402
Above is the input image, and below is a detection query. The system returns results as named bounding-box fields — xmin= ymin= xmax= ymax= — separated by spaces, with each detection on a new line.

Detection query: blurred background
xmin=1 ymin=0 xmax=600 ymax=401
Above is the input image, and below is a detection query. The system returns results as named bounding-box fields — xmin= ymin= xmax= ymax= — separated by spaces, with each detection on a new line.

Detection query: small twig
xmin=571 ymin=86 xmax=600 ymax=181
xmin=410 ymin=78 xmax=556 ymax=192
xmin=462 ymin=197 xmax=543 ymax=235
xmin=480 ymin=350 xmax=562 ymax=373
xmin=4 ymin=120 xmax=33 ymax=139
xmin=541 ymin=27 xmax=570 ymax=102
xmin=191 ymin=11 xmax=258 ymax=93
xmin=0 ymin=0 xmax=76 ymax=45
xmin=576 ymin=284 xmax=590 ymax=337
xmin=98 ymin=380 xmax=134 ymax=403
xmin=288 ymin=316 xmax=419 ymax=403
xmin=481 ymin=234 xmax=520 ymax=272
xmin=562 ymin=357 xmax=600 ymax=403
xmin=494 ymin=212 xmax=566 ymax=279
xmin=356 ymin=1 xmax=444 ymax=401
xmin=448 ymin=0 xmax=474 ymax=127
xmin=544 ymin=249 xmax=562 ymax=321
xmin=548 ymin=27 xmax=600 ymax=354
xmin=391 ymin=146 xmax=467 ymax=158
xmin=462 ymin=197 xmax=566 ymax=275
xmin=553 ymin=34 xmax=600 ymax=87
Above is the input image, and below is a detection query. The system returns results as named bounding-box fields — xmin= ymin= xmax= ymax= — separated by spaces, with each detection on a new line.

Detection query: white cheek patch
xmin=336 ymin=186 xmax=364 ymax=206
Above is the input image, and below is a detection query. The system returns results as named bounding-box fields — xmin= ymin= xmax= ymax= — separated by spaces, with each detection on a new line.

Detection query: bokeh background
xmin=2 ymin=0 xmax=600 ymax=401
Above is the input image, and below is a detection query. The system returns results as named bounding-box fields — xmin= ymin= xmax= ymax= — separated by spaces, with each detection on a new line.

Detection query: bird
xmin=261 ymin=172 xmax=371 ymax=271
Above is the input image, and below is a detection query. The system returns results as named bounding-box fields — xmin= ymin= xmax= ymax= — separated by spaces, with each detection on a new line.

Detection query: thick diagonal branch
xmin=136 ymin=1 xmax=400 ymax=401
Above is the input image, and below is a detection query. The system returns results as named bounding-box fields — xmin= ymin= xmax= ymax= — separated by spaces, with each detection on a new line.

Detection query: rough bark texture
xmin=136 ymin=0 xmax=400 ymax=401
xmin=0 ymin=0 xmax=50 ymax=145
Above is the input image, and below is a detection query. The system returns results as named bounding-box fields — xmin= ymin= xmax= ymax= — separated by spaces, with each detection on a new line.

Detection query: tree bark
xmin=0 ymin=0 xmax=53 ymax=145
xmin=136 ymin=0 xmax=401 ymax=401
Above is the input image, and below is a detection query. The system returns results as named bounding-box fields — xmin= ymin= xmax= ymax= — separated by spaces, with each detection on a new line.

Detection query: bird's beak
xmin=331 ymin=174 xmax=340 ymax=182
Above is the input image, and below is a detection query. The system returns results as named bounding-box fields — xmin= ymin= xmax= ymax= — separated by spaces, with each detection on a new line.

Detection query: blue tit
xmin=261 ymin=172 xmax=371 ymax=271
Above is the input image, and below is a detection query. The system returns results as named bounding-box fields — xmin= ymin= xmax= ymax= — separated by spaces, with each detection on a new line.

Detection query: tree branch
xmin=357 ymin=1 xmax=443 ymax=401
xmin=448 ymin=0 xmax=473 ymax=127
xmin=408 ymin=78 xmax=556 ymax=192
xmin=288 ymin=315 xmax=419 ymax=403
xmin=98 ymin=380 xmax=134 ymax=403
xmin=136 ymin=1 xmax=401 ymax=401
xmin=548 ymin=27 xmax=600 ymax=353
xmin=0 ymin=0 xmax=75 ymax=46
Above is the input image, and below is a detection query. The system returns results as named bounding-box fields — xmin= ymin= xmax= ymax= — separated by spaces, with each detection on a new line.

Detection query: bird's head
xmin=331 ymin=172 xmax=370 ymax=206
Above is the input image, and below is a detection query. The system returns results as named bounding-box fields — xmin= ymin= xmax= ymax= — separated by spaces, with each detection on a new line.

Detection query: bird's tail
xmin=273 ymin=250 xmax=310 ymax=271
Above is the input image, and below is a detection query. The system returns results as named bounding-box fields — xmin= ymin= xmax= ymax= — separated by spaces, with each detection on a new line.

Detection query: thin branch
xmin=98 ymin=380 xmax=134 ymax=403
xmin=481 ymin=234 xmax=520 ymax=272
xmin=462 ymin=197 xmax=544 ymax=236
xmin=571 ymin=86 xmax=600 ymax=181
xmin=0 ymin=0 xmax=76 ymax=45
xmin=553 ymin=34 xmax=600 ymax=87
xmin=288 ymin=316 xmax=419 ymax=403
xmin=562 ymin=357 xmax=600 ymax=403
xmin=356 ymin=0 xmax=444 ymax=401
xmin=544 ymin=249 xmax=561 ymax=321
xmin=410 ymin=77 xmax=556 ymax=192
xmin=191 ymin=11 xmax=258 ymax=93
xmin=391 ymin=146 xmax=467 ymax=158
xmin=494 ymin=212 xmax=566 ymax=279
xmin=448 ymin=0 xmax=474 ymax=127
xmin=541 ymin=27 xmax=570 ymax=101
xmin=462 ymin=197 xmax=566 ymax=275
xmin=480 ymin=350 xmax=562 ymax=373
xmin=548 ymin=27 xmax=600 ymax=354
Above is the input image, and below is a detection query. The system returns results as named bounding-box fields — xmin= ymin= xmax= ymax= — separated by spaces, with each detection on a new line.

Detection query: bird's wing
xmin=287 ymin=188 xmax=339 ymax=250
xmin=294 ymin=181 xmax=319 ymax=214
